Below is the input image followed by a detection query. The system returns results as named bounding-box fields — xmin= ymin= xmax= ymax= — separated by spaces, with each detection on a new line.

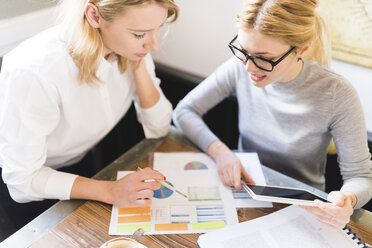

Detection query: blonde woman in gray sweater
xmin=174 ymin=0 xmax=372 ymax=229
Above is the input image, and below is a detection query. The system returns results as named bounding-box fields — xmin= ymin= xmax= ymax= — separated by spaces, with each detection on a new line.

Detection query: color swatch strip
xmin=118 ymin=215 xmax=151 ymax=224
xmin=118 ymin=207 xmax=151 ymax=215
xmin=191 ymin=221 xmax=225 ymax=230
xmin=155 ymin=223 xmax=189 ymax=231
xmin=117 ymin=224 xmax=151 ymax=233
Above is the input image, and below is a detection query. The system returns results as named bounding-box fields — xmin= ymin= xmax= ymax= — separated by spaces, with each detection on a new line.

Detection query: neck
xmin=282 ymin=59 xmax=304 ymax=83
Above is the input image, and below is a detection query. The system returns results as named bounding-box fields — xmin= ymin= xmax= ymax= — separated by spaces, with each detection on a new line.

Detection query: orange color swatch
xmin=118 ymin=207 xmax=151 ymax=215
xmin=155 ymin=223 xmax=189 ymax=231
xmin=118 ymin=215 xmax=151 ymax=224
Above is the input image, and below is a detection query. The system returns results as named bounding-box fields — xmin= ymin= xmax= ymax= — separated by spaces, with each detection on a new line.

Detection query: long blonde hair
xmin=58 ymin=0 xmax=179 ymax=84
xmin=236 ymin=0 xmax=331 ymax=67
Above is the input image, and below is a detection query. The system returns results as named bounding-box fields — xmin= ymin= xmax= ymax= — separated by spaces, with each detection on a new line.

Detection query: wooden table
xmin=1 ymin=127 xmax=371 ymax=248
xmin=26 ymin=138 xmax=371 ymax=248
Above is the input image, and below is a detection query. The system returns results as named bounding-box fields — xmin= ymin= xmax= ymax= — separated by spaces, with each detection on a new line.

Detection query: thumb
xmin=328 ymin=191 xmax=345 ymax=207
xmin=241 ymin=168 xmax=255 ymax=185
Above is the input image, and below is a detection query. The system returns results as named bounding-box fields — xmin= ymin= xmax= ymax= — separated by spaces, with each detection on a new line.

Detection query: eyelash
xmin=134 ymin=33 xmax=146 ymax=40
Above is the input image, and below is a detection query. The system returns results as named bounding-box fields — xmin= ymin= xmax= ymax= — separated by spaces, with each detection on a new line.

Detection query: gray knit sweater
xmin=173 ymin=58 xmax=372 ymax=209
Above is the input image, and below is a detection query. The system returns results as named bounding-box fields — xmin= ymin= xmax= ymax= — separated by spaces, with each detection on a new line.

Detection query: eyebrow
xmin=128 ymin=28 xmax=153 ymax=32
xmin=128 ymin=21 xmax=166 ymax=33
xmin=238 ymin=42 xmax=275 ymax=56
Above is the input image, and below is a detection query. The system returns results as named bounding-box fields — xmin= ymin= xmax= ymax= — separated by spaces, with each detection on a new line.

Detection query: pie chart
xmin=184 ymin=161 xmax=208 ymax=170
xmin=153 ymin=181 xmax=174 ymax=199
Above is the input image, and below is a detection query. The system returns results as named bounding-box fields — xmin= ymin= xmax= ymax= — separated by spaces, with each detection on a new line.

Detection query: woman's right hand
xmin=108 ymin=167 xmax=164 ymax=207
xmin=207 ymin=140 xmax=255 ymax=189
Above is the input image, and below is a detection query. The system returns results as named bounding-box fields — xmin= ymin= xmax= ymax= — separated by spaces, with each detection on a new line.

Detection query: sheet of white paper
xmin=152 ymin=152 xmax=239 ymax=227
xmin=232 ymin=153 xmax=272 ymax=208
xmin=198 ymin=205 xmax=363 ymax=248
xmin=109 ymin=152 xmax=239 ymax=235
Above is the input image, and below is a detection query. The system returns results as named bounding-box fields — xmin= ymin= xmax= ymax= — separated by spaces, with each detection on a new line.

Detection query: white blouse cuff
xmin=138 ymin=94 xmax=172 ymax=138
xmin=44 ymin=169 xmax=79 ymax=200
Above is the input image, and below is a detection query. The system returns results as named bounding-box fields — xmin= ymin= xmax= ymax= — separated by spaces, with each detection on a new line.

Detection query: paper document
xmin=198 ymin=205 xmax=368 ymax=248
xmin=109 ymin=152 xmax=239 ymax=235
xmin=232 ymin=153 xmax=272 ymax=208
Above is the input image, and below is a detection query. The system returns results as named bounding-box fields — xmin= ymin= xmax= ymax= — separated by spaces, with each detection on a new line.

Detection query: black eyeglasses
xmin=228 ymin=35 xmax=297 ymax=72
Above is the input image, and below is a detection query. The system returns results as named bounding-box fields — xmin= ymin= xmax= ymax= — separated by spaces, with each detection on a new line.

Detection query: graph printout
xmin=109 ymin=152 xmax=239 ymax=235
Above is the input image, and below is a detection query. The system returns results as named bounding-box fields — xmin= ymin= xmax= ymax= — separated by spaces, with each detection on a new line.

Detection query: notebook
xmin=197 ymin=205 xmax=371 ymax=248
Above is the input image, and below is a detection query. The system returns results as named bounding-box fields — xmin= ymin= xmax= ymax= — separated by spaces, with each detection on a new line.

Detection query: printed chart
xmin=109 ymin=153 xmax=239 ymax=235
xmin=184 ymin=161 xmax=208 ymax=170
xmin=153 ymin=181 xmax=174 ymax=199
xmin=109 ymin=152 xmax=272 ymax=235
xmin=231 ymin=188 xmax=252 ymax=200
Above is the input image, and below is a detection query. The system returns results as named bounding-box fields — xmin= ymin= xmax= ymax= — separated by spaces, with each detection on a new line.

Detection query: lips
xmin=250 ymin=73 xmax=266 ymax=82
xmin=135 ymin=53 xmax=147 ymax=58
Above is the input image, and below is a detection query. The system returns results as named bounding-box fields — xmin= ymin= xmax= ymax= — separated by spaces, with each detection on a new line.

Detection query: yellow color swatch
xmin=118 ymin=215 xmax=151 ymax=224
xmin=155 ymin=223 xmax=189 ymax=231
xmin=118 ymin=207 xmax=151 ymax=215
xmin=191 ymin=221 xmax=225 ymax=230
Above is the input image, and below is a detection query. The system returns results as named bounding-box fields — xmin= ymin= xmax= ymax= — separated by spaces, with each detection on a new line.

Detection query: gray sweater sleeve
xmin=173 ymin=58 xmax=237 ymax=151
xmin=329 ymin=77 xmax=372 ymax=209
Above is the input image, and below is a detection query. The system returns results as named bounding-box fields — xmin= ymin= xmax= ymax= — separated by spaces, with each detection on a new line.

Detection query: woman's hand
xmin=207 ymin=140 xmax=254 ymax=189
xmin=300 ymin=191 xmax=356 ymax=229
xmin=129 ymin=58 xmax=146 ymax=73
xmin=108 ymin=167 xmax=164 ymax=207
xmin=129 ymin=58 xmax=160 ymax=109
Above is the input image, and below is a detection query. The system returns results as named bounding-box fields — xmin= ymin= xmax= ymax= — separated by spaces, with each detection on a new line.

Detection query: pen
xmin=136 ymin=167 xmax=188 ymax=198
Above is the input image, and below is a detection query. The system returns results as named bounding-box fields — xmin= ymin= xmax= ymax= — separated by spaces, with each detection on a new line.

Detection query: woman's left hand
xmin=129 ymin=58 xmax=146 ymax=73
xmin=300 ymin=191 xmax=356 ymax=229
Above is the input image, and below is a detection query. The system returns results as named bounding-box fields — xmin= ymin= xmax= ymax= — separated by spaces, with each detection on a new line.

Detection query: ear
xmin=298 ymin=46 xmax=309 ymax=58
xmin=85 ymin=3 xmax=102 ymax=28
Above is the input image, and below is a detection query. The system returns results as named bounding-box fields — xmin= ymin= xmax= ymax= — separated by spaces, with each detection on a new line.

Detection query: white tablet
xmin=242 ymin=183 xmax=329 ymax=206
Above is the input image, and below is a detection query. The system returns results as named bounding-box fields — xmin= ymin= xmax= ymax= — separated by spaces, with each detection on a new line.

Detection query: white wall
xmin=0 ymin=7 xmax=56 ymax=57
xmin=153 ymin=0 xmax=372 ymax=135
xmin=153 ymin=0 xmax=244 ymax=77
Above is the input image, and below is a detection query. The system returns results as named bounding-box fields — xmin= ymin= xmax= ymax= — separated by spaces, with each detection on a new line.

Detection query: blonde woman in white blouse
xmin=0 ymin=0 xmax=178 ymax=208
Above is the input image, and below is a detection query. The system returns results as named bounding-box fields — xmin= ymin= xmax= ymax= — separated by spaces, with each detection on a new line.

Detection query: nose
xmin=144 ymin=33 xmax=159 ymax=51
xmin=244 ymin=59 xmax=257 ymax=73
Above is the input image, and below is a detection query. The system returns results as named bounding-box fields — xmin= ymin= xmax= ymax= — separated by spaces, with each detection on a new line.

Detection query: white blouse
xmin=0 ymin=26 xmax=172 ymax=203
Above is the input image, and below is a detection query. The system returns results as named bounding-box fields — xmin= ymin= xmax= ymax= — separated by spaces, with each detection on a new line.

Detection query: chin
xmin=252 ymin=80 xmax=271 ymax=88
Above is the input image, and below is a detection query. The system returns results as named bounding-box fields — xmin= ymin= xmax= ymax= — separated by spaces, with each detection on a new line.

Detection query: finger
xmin=301 ymin=205 xmax=330 ymax=219
xmin=327 ymin=191 xmax=345 ymax=207
xmin=315 ymin=217 xmax=340 ymax=230
xmin=301 ymin=203 xmax=350 ymax=229
xmin=222 ymin=168 xmax=233 ymax=186
xmin=219 ymin=164 xmax=233 ymax=186
xmin=316 ymin=199 xmax=353 ymax=217
xmin=319 ymin=214 xmax=347 ymax=230
xmin=137 ymin=189 xmax=154 ymax=199
xmin=226 ymin=166 xmax=236 ymax=187
xmin=138 ymin=169 xmax=165 ymax=181
xmin=241 ymin=168 xmax=255 ymax=185
xmin=136 ymin=181 xmax=161 ymax=191
xmin=233 ymin=164 xmax=243 ymax=189
xmin=217 ymin=169 xmax=226 ymax=185
xmin=135 ymin=198 xmax=152 ymax=207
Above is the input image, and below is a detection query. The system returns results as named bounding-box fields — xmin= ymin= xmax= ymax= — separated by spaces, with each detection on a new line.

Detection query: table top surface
xmin=1 ymin=127 xmax=372 ymax=247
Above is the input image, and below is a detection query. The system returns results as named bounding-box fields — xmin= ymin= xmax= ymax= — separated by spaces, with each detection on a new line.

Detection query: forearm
xmin=341 ymin=177 xmax=372 ymax=209
xmin=70 ymin=176 xmax=113 ymax=204
xmin=132 ymin=63 xmax=160 ymax=109
xmin=207 ymin=140 xmax=231 ymax=161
